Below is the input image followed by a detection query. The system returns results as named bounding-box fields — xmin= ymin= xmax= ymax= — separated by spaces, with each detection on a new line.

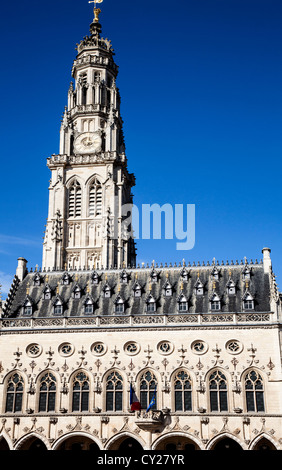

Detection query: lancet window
xmin=69 ymin=180 xmax=82 ymax=218
xmin=89 ymin=178 xmax=102 ymax=217
xmin=39 ymin=372 xmax=57 ymax=412
xmin=5 ymin=373 xmax=24 ymax=413
xmin=174 ymin=370 xmax=192 ymax=411
xmin=139 ymin=371 xmax=157 ymax=410
xmin=72 ymin=372 xmax=90 ymax=412
xmin=245 ymin=370 xmax=265 ymax=412
xmin=106 ymin=371 xmax=123 ymax=411
xmin=209 ymin=370 xmax=228 ymax=412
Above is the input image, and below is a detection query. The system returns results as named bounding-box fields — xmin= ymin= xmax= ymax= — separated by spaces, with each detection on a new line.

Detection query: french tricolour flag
xmin=130 ymin=383 xmax=141 ymax=411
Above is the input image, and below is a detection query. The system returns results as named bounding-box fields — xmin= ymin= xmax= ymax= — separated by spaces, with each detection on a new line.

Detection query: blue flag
xmin=146 ymin=387 xmax=157 ymax=412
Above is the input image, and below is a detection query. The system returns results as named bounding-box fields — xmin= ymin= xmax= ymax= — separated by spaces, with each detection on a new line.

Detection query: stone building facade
xmin=0 ymin=8 xmax=282 ymax=451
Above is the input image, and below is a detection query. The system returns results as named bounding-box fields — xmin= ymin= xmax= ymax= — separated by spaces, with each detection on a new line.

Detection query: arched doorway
xmin=212 ymin=438 xmax=243 ymax=451
xmin=253 ymin=438 xmax=277 ymax=451
xmin=18 ymin=436 xmax=48 ymax=451
xmin=154 ymin=435 xmax=200 ymax=451
xmin=118 ymin=437 xmax=144 ymax=452
xmin=56 ymin=435 xmax=100 ymax=451
xmin=107 ymin=435 xmax=144 ymax=451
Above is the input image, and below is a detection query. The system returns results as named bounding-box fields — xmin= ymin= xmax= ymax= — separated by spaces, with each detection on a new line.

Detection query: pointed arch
xmin=69 ymin=370 xmax=91 ymax=412
xmin=67 ymin=177 xmax=82 ymax=218
xmin=105 ymin=432 xmax=146 ymax=451
xmin=206 ymin=368 xmax=229 ymax=412
xmin=137 ymin=368 xmax=158 ymax=411
xmin=36 ymin=370 xmax=58 ymax=413
xmin=152 ymin=431 xmax=203 ymax=451
xmin=241 ymin=368 xmax=265 ymax=412
xmin=88 ymin=176 xmax=103 ymax=217
xmin=207 ymin=432 xmax=246 ymax=450
xmin=171 ymin=368 xmax=193 ymax=412
xmin=15 ymin=432 xmax=51 ymax=451
xmin=104 ymin=369 xmax=124 ymax=412
xmin=4 ymin=371 xmax=26 ymax=413
xmin=53 ymin=431 xmax=103 ymax=451
xmin=249 ymin=433 xmax=279 ymax=450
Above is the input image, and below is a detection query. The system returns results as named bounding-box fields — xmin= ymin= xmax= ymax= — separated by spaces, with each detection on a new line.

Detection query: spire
xmin=89 ymin=0 xmax=103 ymax=37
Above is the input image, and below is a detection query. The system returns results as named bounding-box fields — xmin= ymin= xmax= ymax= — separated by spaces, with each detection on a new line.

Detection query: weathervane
xmin=88 ymin=0 xmax=103 ymax=23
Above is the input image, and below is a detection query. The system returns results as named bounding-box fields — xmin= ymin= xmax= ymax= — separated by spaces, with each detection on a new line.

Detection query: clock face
xmin=74 ymin=132 xmax=102 ymax=154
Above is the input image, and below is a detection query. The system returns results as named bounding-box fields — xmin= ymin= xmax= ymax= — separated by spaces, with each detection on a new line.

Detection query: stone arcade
xmin=0 ymin=5 xmax=282 ymax=451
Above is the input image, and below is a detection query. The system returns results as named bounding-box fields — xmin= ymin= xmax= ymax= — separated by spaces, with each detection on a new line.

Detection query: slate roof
xmin=2 ymin=260 xmax=272 ymax=318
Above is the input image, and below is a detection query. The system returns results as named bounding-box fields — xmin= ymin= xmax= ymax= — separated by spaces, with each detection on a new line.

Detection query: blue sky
xmin=0 ymin=0 xmax=282 ymax=297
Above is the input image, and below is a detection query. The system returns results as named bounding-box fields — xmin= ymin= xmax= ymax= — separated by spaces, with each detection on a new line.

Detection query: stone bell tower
xmin=42 ymin=7 xmax=136 ymax=271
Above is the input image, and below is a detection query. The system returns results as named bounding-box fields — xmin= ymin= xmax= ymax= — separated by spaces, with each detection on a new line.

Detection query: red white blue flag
xmin=130 ymin=383 xmax=141 ymax=411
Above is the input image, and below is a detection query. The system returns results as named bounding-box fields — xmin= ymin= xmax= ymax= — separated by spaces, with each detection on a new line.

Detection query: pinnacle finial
xmin=88 ymin=0 xmax=103 ymax=23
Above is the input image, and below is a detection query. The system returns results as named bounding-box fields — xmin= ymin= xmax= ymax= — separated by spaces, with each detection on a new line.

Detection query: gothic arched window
xmin=106 ymin=371 xmax=123 ymax=411
xmin=245 ymin=370 xmax=265 ymax=412
xmin=72 ymin=372 xmax=90 ymax=412
xmin=68 ymin=180 xmax=82 ymax=218
xmin=139 ymin=371 xmax=157 ymax=410
xmin=209 ymin=370 xmax=228 ymax=412
xmin=5 ymin=373 xmax=24 ymax=413
xmin=174 ymin=370 xmax=192 ymax=411
xmin=89 ymin=178 xmax=102 ymax=217
xmin=39 ymin=372 xmax=57 ymax=412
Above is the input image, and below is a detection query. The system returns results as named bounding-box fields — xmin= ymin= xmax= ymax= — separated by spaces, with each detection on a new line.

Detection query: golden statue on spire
xmin=88 ymin=0 xmax=103 ymax=23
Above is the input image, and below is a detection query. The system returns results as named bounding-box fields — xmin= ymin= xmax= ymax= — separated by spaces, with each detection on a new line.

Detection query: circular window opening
xmin=191 ymin=340 xmax=208 ymax=355
xmin=59 ymin=343 xmax=74 ymax=357
xmin=91 ymin=342 xmax=107 ymax=356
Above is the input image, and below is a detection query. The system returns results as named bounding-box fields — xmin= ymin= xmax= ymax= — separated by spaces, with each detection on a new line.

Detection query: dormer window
xmin=72 ymin=285 xmax=81 ymax=299
xmin=194 ymin=278 xmax=204 ymax=296
xmin=120 ymin=270 xmax=128 ymax=284
xmin=43 ymin=286 xmax=52 ymax=300
xmin=180 ymin=267 xmax=189 ymax=282
xmin=54 ymin=299 xmax=63 ymax=315
xmin=146 ymin=296 xmax=156 ymax=313
xmin=133 ymin=284 xmax=141 ymax=298
xmin=227 ymin=282 xmax=236 ymax=296
xmin=33 ymin=273 xmax=41 ymax=286
xmin=210 ymin=293 xmax=221 ymax=311
xmin=242 ymin=266 xmax=251 ymax=281
xmin=211 ymin=267 xmax=219 ymax=281
xmin=243 ymin=293 xmax=254 ymax=310
xmin=103 ymin=285 xmax=111 ymax=298
xmin=178 ymin=295 xmax=188 ymax=312
xmin=163 ymin=280 xmax=172 ymax=297
xmin=115 ymin=297 xmax=124 ymax=314
xmin=62 ymin=272 xmax=70 ymax=285
xmin=23 ymin=300 xmax=33 ymax=316
xmin=150 ymin=269 xmax=158 ymax=283
xmin=92 ymin=271 xmax=99 ymax=285
xmin=84 ymin=298 xmax=94 ymax=314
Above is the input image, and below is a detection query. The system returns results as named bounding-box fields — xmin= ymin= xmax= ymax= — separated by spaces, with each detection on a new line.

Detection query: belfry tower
xmin=42 ymin=6 xmax=136 ymax=271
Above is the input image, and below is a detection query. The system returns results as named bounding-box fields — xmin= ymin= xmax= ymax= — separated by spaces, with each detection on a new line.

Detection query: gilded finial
xmin=180 ymin=281 xmax=183 ymax=291
xmin=45 ymin=274 xmax=49 ymax=284
xmin=87 ymin=280 xmax=90 ymax=293
xmin=149 ymin=282 xmax=152 ymax=291
xmin=26 ymin=282 xmax=30 ymax=295
xmin=56 ymin=282 xmax=59 ymax=294
xmin=212 ymin=281 xmax=216 ymax=290
xmin=88 ymin=0 xmax=103 ymax=23
xmin=245 ymin=281 xmax=249 ymax=289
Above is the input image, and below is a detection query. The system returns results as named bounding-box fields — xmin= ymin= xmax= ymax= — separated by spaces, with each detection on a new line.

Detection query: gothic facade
xmin=0 ymin=8 xmax=282 ymax=451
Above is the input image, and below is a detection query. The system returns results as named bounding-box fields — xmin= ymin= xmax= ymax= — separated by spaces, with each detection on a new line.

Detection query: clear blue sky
xmin=0 ymin=0 xmax=282 ymax=297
